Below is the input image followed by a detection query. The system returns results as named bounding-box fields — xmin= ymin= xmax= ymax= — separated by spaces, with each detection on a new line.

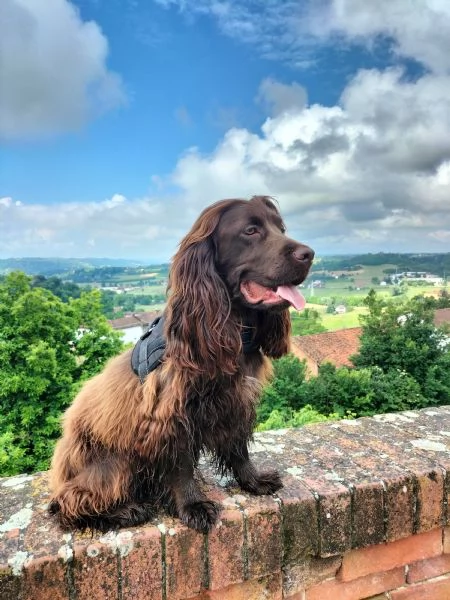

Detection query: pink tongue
xmin=276 ymin=285 xmax=306 ymax=311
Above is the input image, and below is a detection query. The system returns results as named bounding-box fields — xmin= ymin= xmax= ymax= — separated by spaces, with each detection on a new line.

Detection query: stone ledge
xmin=2 ymin=406 xmax=450 ymax=599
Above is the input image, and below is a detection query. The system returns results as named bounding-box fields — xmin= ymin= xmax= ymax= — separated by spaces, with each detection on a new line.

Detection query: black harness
xmin=131 ymin=314 xmax=260 ymax=383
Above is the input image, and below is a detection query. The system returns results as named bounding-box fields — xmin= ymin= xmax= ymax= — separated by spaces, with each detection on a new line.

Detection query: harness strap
xmin=131 ymin=314 xmax=260 ymax=383
xmin=131 ymin=315 xmax=166 ymax=383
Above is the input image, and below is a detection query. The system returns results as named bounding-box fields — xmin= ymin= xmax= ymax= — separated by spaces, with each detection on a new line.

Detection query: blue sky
xmin=1 ymin=0 xmax=450 ymax=261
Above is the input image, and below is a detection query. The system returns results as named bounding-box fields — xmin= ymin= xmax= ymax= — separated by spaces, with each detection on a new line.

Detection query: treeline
xmin=69 ymin=265 xmax=169 ymax=284
xmin=257 ymin=291 xmax=450 ymax=430
xmin=0 ymin=257 xmax=143 ymax=276
xmin=312 ymin=252 xmax=450 ymax=277
xmin=15 ymin=275 xmax=165 ymax=318
xmin=101 ymin=290 xmax=166 ymax=318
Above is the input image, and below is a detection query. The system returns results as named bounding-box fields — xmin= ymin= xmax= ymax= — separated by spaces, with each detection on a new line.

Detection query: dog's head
xmin=166 ymin=196 xmax=314 ymax=375
xmin=213 ymin=196 xmax=314 ymax=312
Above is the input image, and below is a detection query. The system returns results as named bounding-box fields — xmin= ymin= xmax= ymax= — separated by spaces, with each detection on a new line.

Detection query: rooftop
xmin=108 ymin=310 xmax=161 ymax=330
xmin=291 ymin=327 xmax=362 ymax=369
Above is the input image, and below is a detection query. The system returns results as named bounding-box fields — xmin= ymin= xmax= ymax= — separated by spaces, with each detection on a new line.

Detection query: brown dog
xmin=48 ymin=196 xmax=314 ymax=533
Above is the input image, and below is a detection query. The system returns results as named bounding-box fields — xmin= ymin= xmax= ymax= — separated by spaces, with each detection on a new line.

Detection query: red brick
xmin=415 ymin=470 xmax=445 ymax=532
xmin=22 ymin=555 xmax=68 ymax=600
xmin=187 ymin=573 xmax=283 ymax=600
xmin=311 ymin=421 xmax=415 ymax=543
xmin=444 ymin=526 xmax=450 ymax=553
xmin=337 ymin=418 xmax=446 ymax=533
xmin=391 ymin=573 xmax=450 ymax=599
xmin=339 ymin=529 xmax=442 ymax=582
xmin=283 ymin=556 xmax=342 ymax=597
xmin=351 ymin=481 xmax=385 ymax=548
xmin=407 ymin=553 xmax=450 ymax=583
xmin=165 ymin=521 xmax=205 ymax=600
xmin=278 ymin=475 xmax=319 ymax=564
xmin=121 ymin=526 xmax=163 ymax=600
xmin=383 ymin=475 xmax=415 ymax=542
xmin=306 ymin=567 xmax=405 ymax=600
xmin=314 ymin=487 xmax=352 ymax=557
xmin=242 ymin=495 xmax=282 ymax=580
xmin=208 ymin=508 xmax=245 ymax=590
xmin=73 ymin=537 xmax=119 ymax=600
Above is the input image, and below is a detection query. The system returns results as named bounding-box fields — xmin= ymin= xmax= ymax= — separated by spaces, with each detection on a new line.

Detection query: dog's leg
xmin=221 ymin=442 xmax=283 ymax=495
xmin=48 ymin=454 xmax=154 ymax=532
xmin=166 ymin=453 xmax=220 ymax=533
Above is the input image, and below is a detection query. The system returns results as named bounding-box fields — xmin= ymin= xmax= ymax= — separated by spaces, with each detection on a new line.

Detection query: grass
xmin=321 ymin=308 xmax=367 ymax=331
xmin=127 ymin=285 xmax=167 ymax=295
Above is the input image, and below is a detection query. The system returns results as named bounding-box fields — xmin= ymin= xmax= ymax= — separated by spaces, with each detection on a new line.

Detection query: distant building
xmin=109 ymin=310 xmax=161 ymax=344
xmin=334 ymin=305 xmax=347 ymax=314
xmin=391 ymin=272 xmax=444 ymax=285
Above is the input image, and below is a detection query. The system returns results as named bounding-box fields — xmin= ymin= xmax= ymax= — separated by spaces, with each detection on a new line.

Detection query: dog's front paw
xmin=240 ymin=469 xmax=283 ymax=495
xmin=179 ymin=500 xmax=221 ymax=533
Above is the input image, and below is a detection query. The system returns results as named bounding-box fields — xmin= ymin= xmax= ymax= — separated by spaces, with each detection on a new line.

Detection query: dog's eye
xmin=280 ymin=226 xmax=286 ymax=234
xmin=244 ymin=225 xmax=259 ymax=236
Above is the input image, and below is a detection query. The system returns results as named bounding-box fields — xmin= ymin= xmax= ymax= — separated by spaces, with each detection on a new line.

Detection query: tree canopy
xmin=0 ymin=272 xmax=124 ymax=476
xmin=257 ymin=291 xmax=450 ymax=431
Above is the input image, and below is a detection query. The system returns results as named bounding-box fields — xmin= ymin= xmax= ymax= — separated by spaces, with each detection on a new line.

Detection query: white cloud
xmin=311 ymin=0 xmax=450 ymax=74
xmin=148 ymin=0 xmax=450 ymax=253
xmin=256 ymin=78 xmax=308 ymax=117
xmin=3 ymin=59 xmax=450 ymax=257
xmin=0 ymin=0 xmax=126 ymax=140
xmin=169 ymin=66 xmax=450 ymax=253
xmin=2 ymin=1 xmax=450 ymax=257
xmin=0 ymin=194 xmax=180 ymax=260
xmin=155 ymin=0 xmax=450 ymax=73
xmin=154 ymin=0 xmax=315 ymax=67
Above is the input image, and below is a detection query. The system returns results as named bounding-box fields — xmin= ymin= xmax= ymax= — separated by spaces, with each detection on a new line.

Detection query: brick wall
xmin=2 ymin=406 xmax=450 ymax=599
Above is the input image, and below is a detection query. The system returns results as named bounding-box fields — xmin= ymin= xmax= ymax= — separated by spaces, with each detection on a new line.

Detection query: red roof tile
xmin=109 ymin=310 xmax=161 ymax=330
xmin=434 ymin=308 xmax=450 ymax=327
xmin=291 ymin=327 xmax=362 ymax=368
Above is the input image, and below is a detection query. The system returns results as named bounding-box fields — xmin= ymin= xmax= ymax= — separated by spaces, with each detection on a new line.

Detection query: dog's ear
xmin=257 ymin=311 xmax=291 ymax=358
xmin=165 ymin=203 xmax=241 ymax=378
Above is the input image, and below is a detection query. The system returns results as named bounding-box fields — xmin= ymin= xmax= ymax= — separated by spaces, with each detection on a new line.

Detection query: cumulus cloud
xmin=3 ymin=1 xmax=450 ymax=257
xmin=310 ymin=0 xmax=450 ymax=74
xmin=147 ymin=0 xmax=450 ymax=253
xmin=0 ymin=0 xmax=126 ymax=140
xmin=0 ymin=194 xmax=182 ymax=260
xmin=4 ymin=60 xmax=450 ymax=257
xmin=169 ymin=65 xmax=450 ymax=253
xmin=256 ymin=78 xmax=308 ymax=117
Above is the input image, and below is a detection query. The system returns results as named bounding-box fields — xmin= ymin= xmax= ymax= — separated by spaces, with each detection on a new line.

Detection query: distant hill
xmin=0 ymin=257 xmax=146 ymax=276
xmin=311 ymin=252 xmax=450 ymax=278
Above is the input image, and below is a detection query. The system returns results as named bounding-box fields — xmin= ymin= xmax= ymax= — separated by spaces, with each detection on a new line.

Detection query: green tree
xmin=300 ymin=363 xmax=425 ymax=417
xmin=31 ymin=275 xmax=83 ymax=303
xmin=290 ymin=308 xmax=326 ymax=336
xmin=257 ymin=354 xmax=307 ymax=422
xmin=352 ymin=291 xmax=450 ymax=404
xmin=0 ymin=272 xmax=124 ymax=476
xmin=257 ymin=405 xmax=334 ymax=431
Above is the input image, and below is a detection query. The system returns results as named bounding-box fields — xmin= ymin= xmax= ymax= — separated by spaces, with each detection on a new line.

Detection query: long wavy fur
xmin=48 ymin=197 xmax=299 ymax=533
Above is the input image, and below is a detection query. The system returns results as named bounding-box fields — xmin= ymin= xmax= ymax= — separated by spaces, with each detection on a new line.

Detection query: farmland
xmin=3 ymin=253 xmax=448 ymax=330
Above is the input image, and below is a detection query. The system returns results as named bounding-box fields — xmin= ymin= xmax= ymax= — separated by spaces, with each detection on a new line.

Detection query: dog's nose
xmin=292 ymin=245 xmax=315 ymax=264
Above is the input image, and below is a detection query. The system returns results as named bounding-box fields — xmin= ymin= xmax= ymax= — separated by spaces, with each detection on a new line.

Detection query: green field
xmin=128 ymin=285 xmax=167 ymax=296
xmin=98 ymin=258 xmax=447 ymax=330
